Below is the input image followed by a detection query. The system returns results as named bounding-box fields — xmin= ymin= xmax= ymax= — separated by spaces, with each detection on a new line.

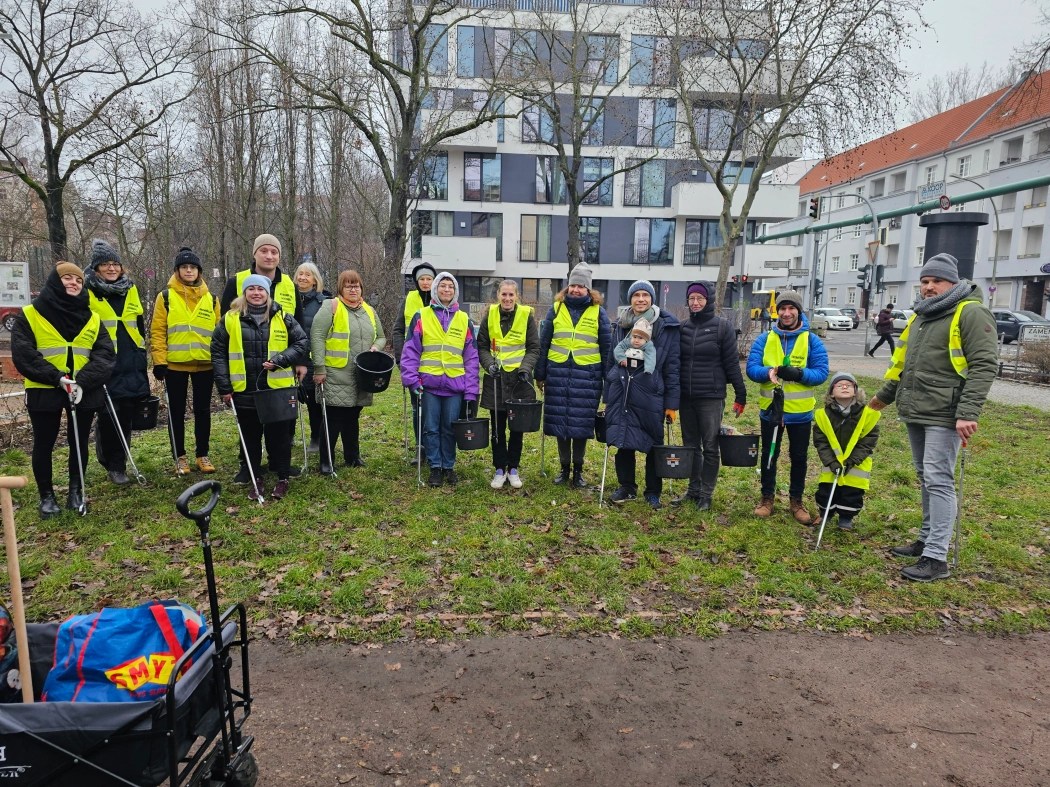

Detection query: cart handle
xmin=176 ymin=480 xmax=222 ymax=522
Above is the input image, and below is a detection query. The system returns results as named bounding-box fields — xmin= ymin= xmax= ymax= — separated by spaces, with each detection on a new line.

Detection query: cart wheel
xmin=222 ymin=752 xmax=259 ymax=787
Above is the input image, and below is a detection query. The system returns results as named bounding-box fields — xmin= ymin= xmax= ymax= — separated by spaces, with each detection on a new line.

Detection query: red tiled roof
xmin=798 ymin=70 xmax=1050 ymax=195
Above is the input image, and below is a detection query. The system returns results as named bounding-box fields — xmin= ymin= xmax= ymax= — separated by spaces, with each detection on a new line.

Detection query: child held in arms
xmin=614 ymin=318 xmax=655 ymax=373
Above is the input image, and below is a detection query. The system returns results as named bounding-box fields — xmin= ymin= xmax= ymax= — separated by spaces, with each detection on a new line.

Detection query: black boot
xmin=571 ymin=466 xmax=588 ymax=489
xmin=66 ymin=486 xmax=86 ymax=515
xmin=39 ymin=492 xmax=61 ymax=519
xmin=319 ymin=459 xmax=335 ymax=476
xmin=553 ymin=465 xmax=570 ymax=485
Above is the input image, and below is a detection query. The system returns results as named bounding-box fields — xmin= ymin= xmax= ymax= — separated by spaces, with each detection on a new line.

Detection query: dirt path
xmin=246 ymin=632 xmax=1050 ymax=786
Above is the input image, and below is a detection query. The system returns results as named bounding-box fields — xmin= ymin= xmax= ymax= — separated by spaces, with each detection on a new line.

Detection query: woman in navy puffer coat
xmin=535 ymin=263 xmax=611 ymax=488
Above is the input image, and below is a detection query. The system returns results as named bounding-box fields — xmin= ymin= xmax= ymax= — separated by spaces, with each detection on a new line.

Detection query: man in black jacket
xmin=676 ymin=281 xmax=746 ymax=510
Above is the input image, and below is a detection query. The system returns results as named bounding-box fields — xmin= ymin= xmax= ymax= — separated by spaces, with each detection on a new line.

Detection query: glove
xmin=59 ymin=376 xmax=82 ymax=405
xmin=488 ymin=363 xmax=500 ymax=376
xmin=466 ymin=400 xmax=478 ymax=419
xmin=732 ymin=401 xmax=745 ymax=417
xmin=152 ymin=364 xmax=167 ymax=381
xmin=776 ymin=365 xmax=804 ymax=382
xmin=412 ymin=385 xmax=424 ymax=396
xmin=664 ymin=409 xmax=676 ymax=424
xmin=829 ymin=460 xmax=844 ymax=474
xmin=518 ymin=370 xmax=532 ymax=385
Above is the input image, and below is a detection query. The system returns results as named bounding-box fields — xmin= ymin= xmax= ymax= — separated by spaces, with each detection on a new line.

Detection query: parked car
xmin=811 ymin=307 xmax=853 ymax=331
xmin=0 ymin=306 xmax=22 ymax=332
xmin=838 ymin=307 xmax=861 ymax=328
xmin=871 ymin=308 xmax=914 ymax=334
xmin=991 ymin=309 xmax=1050 ymax=343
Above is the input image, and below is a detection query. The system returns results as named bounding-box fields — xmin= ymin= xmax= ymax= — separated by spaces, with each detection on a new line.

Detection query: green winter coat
xmin=310 ymin=298 xmax=388 ymax=408
xmin=875 ymin=286 xmax=997 ymax=428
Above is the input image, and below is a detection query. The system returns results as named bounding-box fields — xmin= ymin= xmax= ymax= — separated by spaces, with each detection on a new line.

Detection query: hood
xmin=430 ymin=271 xmax=460 ymax=310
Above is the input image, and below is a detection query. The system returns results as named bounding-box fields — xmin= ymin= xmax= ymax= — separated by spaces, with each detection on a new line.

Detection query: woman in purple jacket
xmin=399 ymin=272 xmax=480 ymax=487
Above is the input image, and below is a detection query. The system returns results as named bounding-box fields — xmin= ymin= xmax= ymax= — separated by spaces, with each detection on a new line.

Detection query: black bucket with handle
xmin=131 ymin=396 xmax=160 ymax=430
xmin=452 ymin=418 xmax=489 ymax=450
xmin=719 ymin=433 xmax=760 ymax=467
xmin=355 ymin=350 xmax=394 ymax=393
xmin=254 ymin=387 xmax=298 ymax=424
xmin=505 ymin=400 xmax=542 ymax=433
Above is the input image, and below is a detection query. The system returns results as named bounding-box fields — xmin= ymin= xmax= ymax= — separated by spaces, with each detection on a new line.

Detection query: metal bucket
xmin=652 ymin=444 xmax=695 ymax=479
xmin=253 ymin=387 xmax=298 ymax=424
xmin=719 ymin=434 xmax=760 ymax=467
xmin=355 ymin=350 xmax=394 ymax=393
xmin=452 ymin=418 xmax=489 ymax=450
xmin=131 ymin=396 xmax=160 ymax=430
xmin=506 ymin=400 xmax=542 ymax=433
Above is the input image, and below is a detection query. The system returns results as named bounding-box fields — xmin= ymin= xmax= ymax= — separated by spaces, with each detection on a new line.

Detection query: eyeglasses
xmin=98 ymin=262 xmax=121 ymax=268
xmin=687 ymin=295 xmax=707 ymax=302
xmin=343 ymin=283 xmax=362 ymax=290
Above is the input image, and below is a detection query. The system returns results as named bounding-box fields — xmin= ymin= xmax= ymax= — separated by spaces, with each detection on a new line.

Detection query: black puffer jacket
xmin=678 ymin=281 xmax=746 ymax=405
xmin=477 ymin=303 xmax=540 ymax=410
xmin=211 ymin=304 xmax=308 ymax=406
xmin=88 ymin=287 xmax=149 ymax=402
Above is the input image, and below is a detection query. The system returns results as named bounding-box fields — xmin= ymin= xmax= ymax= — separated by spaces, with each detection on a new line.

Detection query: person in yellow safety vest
xmin=392 ymin=260 xmax=436 ymax=465
xmin=477 ymin=280 xmax=540 ymax=490
xmin=218 ymin=233 xmax=302 ymax=325
xmin=310 ymin=268 xmax=387 ymax=475
xmin=812 ymin=372 xmax=881 ymax=532
xmin=84 ymin=239 xmax=149 ymax=486
xmin=746 ymin=289 xmax=830 ymax=524
xmin=12 ymin=263 xmax=115 ymax=518
xmin=870 ymin=253 xmax=997 ymax=583
xmin=399 ymin=271 xmax=480 ymax=488
xmin=150 ymin=247 xmax=221 ymax=477
xmin=211 ymin=274 xmax=308 ymax=502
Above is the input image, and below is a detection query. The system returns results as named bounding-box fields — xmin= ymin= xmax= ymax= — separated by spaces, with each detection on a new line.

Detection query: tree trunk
xmin=45 ymin=183 xmax=67 ymax=262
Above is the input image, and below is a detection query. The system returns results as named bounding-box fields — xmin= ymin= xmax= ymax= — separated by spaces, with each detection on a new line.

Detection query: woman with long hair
xmin=294 ymin=261 xmax=331 ymax=453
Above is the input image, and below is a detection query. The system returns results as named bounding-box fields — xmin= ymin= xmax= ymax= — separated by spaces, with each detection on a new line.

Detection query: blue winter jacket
xmin=746 ymin=313 xmax=829 ymax=424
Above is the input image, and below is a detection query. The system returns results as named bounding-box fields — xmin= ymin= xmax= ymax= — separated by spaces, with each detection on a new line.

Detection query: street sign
xmin=919 ymin=181 xmax=945 ymax=202
xmin=989 ymin=285 xmax=997 ymax=292
xmin=787 ymin=268 xmax=809 ymax=276
xmin=939 ymin=195 xmax=952 ymax=210
xmin=663 ymin=284 xmax=669 ymax=293
xmin=765 ymin=260 xmax=789 ymax=269
xmin=1040 ymin=262 xmax=1050 ymax=274
xmin=1022 ymin=324 xmax=1050 ymax=343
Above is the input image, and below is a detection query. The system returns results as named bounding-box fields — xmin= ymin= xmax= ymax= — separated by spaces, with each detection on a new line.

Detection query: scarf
xmin=85 ymin=269 xmax=134 ymax=298
xmin=33 ymin=270 xmax=94 ymax=342
xmin=619 ymin=305 xmax=658 ymax=331
xmin=247 ymin=302 xmax=270 ymax=326
xmin=913 ymin=281 xmax=972 ymax=317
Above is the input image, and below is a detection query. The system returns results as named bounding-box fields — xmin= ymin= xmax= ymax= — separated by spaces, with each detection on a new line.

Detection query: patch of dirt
xmin=246 ymin=631 xmax=1050 ymax=785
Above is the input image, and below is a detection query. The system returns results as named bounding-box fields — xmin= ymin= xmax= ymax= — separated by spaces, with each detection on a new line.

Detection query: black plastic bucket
xmin=593 ymin=411 xmax=607 ymax=443
xmin=719 ymin=434 xmax=760 ymax=467
xmin=131 ymin=396 xmax=160 ymax=430
xmin=452 ymin=417 xmax=488 ymax=450
xmin=506 ymin=400 xmax=542 ymax=433
xmin=254 ymin=387 xmax=298 ymax=424
xmin=652 ymin=444 xmax=695 ymax=479
xmin=355 ymin=350 xmax=394 ymax=393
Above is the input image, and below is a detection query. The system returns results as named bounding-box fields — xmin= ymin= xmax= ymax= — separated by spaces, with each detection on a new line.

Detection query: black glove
xmin=829 ymin=460 xmax=844 ymax=474
xmin=776 ymin=365 xmax=804 ymax=382
xmin=518 ymin=370 xmax=532 ymax=385
xmin=488 ymin=363 xmax=500 ymax=376
xmin=152 ymin=364 xmax=167 ymax=381
xmin=466 ymin=400 xmax=478 ymax=419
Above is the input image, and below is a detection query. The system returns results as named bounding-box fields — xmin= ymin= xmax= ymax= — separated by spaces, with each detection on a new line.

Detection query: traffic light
xmin=741 ymin=274 xmax=749 ymax=284
xmin=813 ymin=278 xmax=823 ymax=302
xmin=874 ymin=264 xmax=885 ymax=293
xmin=729 ymin=274 xmax=739 ymax=292
xmin=808 ymin=197 xmax=820 ymax=220
xmin=856 ymin=263 xmax=871 ymax=288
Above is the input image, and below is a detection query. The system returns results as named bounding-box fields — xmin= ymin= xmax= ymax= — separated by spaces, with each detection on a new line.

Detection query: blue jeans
xmin=679 ymin=397 xmax=724 ymax=500
xmin=422 ymin=391 xmax=462 ymax=470
xmin=906 ymin=424 xmax=961 ymax=561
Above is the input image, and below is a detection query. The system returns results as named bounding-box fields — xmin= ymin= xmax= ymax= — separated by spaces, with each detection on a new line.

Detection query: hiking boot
xmin=39 ymin=493 xmax=61 ymax=519
xmin=901 ymin=556 xmax=951 ymax=583
xmin=67 ymin=486 xmax=86 ymax=514
xmin=571 ymin=469 xmax=588 ymax=489
xmin=644 ymin=494 xmax=662 ymax=510
xmin=176 ymin=455 xmax=191 ymax=476
xmin=233 ymin=464 xmax=251 ymax=484
xmin=754 ymin=496 xmax=775 ymax=517
xmin=610 ymin=486 xmax=637 ymax=504
xmin=307 ymin=437 xmax=320 ymax=454
xmin=553 ymin=465 xmax=571 ymax=485
xmin=507 ymin=469 xmax=523 ymax=489
xmin=428 ymin=468 xmax=443 ymax=487
xmin=444 ymin=469 xmax=458 ymax=486
xmin=248 ymin=479 xmax=265 ymax=501
xmin=107 ymin=470 xmax=132 ymax=486
xmin=286 ymin=466 xmax=302 ymax=478
xmin=789 ymin=498 xmax=814 ymax=525
xmin=837 ymin=516 xmax=854 ymax=531
xmin=695 ymin=497 xmax=712 ymax=511
xmin=346 ymin=455 xmax=366 ymax=468
xmin=271 ymin=479 xmax=290 ymax=500
xmin=196 ymin=456 xmax=216 ymax=474
xmin=891 ymin=539 xmax=925 ymax=558
xmin=491 ymin=469 xmax=507 ymax=489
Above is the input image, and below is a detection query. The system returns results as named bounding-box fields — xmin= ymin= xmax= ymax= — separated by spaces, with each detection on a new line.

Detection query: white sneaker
xmin=508 ymin=469 xmax=523 ymax=489
xmin=490 ymin=469 xmax=507 ymax=489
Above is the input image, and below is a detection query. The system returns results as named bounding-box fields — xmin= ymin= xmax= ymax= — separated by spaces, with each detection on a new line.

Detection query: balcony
xmin=421 ymin=235 xmax=499 ymax=272
xmin=671 ymin=181 xmax=798 ymax=221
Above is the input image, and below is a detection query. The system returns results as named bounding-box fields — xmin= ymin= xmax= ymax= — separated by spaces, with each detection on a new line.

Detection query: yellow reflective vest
xmin=223 ymin=310 xmax=294 ymax=392
xmin=403 ymin=290 xmax=425 ymax=331
xmin=22 ymin=306 xmax=101 ymax=390
xmin=88 ymin=286 xmax=144 ymax=350
xmin=814 ymin=406 xmax=881 ymax=490
xmin=235 ymin=269 xmax=296 ymax=316
xmin=166 ymin=289 xmax=218 ymax=363
xmin=884 ymin=302 xmax=975 ymax=382
xmin=487 ymin=304 xmax=531 ymax=372
xmin=419 ymin=308 xmax=469 ymax=378
xmin=547 ymin=303 xmax=600 ymax=365
xmin=759 ymin=331 xmax=815 ymax=414
xmin=324 ymin=299 xmax=378 ymax=369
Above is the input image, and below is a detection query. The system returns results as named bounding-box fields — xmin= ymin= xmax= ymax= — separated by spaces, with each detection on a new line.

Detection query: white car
xmin=812 ymin=307 xmax=853 ymax=331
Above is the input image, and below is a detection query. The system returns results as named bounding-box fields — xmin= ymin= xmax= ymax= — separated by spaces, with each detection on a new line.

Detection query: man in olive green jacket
xmin=869 ymin=253 xmax=997 ymax=582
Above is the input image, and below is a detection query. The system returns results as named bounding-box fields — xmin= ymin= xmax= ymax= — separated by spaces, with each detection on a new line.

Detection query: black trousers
xmin=489 ymin=410 xmax=523 ymax=470
xmin=235 ymin=405 xmax=293 ymax=480
xmin=556 ymin=437 xmax=587 ymax=468
xmin=166 ymin=369 xmax=213 ymax=457
xmin=29 ymin=407 xmax=96 ymax=495
xmin=96 ymin=397 xmax=134 ymax=473
xmin=324 ymin=405 xmax=362 ymax=464
xmin=870 ymin=333 xmax=896 ymax=354
xmin=614 ymin=447 xmax=662 ymax=498
xmin=760 ymin=419 xmax=811 ymax=500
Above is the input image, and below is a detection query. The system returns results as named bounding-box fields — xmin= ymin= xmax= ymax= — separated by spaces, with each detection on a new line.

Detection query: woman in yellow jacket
xmin=149 ymin=247 xmax=220 ymax=476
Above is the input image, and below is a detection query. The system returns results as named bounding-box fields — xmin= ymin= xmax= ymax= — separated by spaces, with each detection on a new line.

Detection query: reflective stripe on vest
xmin=23 ymin=306 xmax=101 ymax=390
xmin=487 ymin=303 xmax=531 ymax=372
xmin=324 ymin=299 xmax=378 ymax=368
xmin=884 ymin=301 xmax=975 ymax=382
xmin=166 ymin=289 xmax=217 ymax=363
xmin=814 ymin=406 xmax=881 ymax=490
xmin=403 ymin=290 xmax=424 ymax=331
xmin=236 ymin=269 xmax=296 ymax=316
xmin=224 ymin=310 xmax=293 ymax=392
xmin=419 ymin=308 xmax=468 ymax=378
xmin=88 ymin=286 xmax=144 ymax=350
xmin=547 ymin=303 xmax=600 ymax=365
xmin=759 ymin=331 xmax=815 ymax=413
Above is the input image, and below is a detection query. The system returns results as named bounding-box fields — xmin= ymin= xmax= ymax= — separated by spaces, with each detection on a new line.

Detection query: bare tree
xmin=0 ymin=0 xmax=195 ymax=261
xmin=648 ymin=0 xmax=924 ymax=306
xmin=906 ymin=63 xmax=1017 ymax=123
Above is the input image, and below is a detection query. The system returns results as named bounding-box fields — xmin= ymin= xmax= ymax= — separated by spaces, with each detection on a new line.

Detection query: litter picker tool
xmin=296 ymin=383 xmax=309 ymax=476
xmin=402 ymin=384 xmax=409 ymax=460
xmin=318 ymin=382 xmax=337 ymax=478
xmin=2 ymin=475 xmax=32 ymax=703
xmin=538 ymin=319 xmax=548 ymax=477
xmin=102 ymin=385 xmax=146 ymax=485
xmin=766 ymin=385 xmax=785 ymax=470
xmin=416 ymin=390 xmax=425 ymax=487
xmin=63 ymin=378 xmax=88 ymax=516
xmin=815 ymin=468 xmax=841 ymax=550
xmin=161 ymin=380 xmax=182 ymax=477
xmin=954 ymin=442 xmax=967 ymax=569
xmin=228 ymin=397 xmax=265 ymax=505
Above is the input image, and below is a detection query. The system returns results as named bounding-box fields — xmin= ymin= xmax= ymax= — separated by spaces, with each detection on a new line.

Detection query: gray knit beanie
xmin=775 ymin=290 xmax=804 ymax=312
xmin=829 ymin=371 xmax=858 ymax=391
xmin=90 ymin=239 xmax=121 ymax=270
xmin=568 ymin=263 xmax=593 ymax=289
xmin=919 ymin=253 xmax=960 ymax=284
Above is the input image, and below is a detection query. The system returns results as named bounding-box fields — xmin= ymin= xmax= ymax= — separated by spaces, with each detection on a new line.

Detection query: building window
xmin=637 ymin=98 xmax=676 ymax=147
xmin=734 ymin=39 xmax=769 ymax=58
xmin=853 ymin=224 xmax=862 ymax=238
xmin=683 ymin=219 xmax=755 ymax=266
xmin=695 ymin=105 xmax=734 ymax=150
xmin=849 ymin=253 xmax=859 ymax=271
xmin=520 ymin=278 xmax=542 ymax=303
xmin=472 ymin=213 xmax=503 ymax=262
xmin=522 ymin=100 xmax=556 ymax=144
xmin=1002 ymin=192 xmax=1017 ymax=211
xmin=464 ymin=153 xmax=501 ymax=201
xmin=828 ymin=287 xmax=837 ymax=305
xmin=831 ymin=256 xmax=840 ymax=273
xmin=982 ymin=149 xmax=990 ymax=172
xmin=580 ymin=217 xmax=601 ymax=264
xmin=585 ymin=35 xmax=619 ymax=85
xmin=581 ymin=157 xmax=613 ymax=206
xmin=847 ymin=287 xmax=857 ymax=305
xmin=457 ymin=26 xmax=476 ymax=78
xmin=855 ymin=185 xmax=864 ymax=197
xmin=957 ymin=155 xmax=971 ymax=178
xmin=924 ymin=165 xmax=937 ymax=185
xmin=410 ymin=210 xmax=454 ymax=257
xmin=1030 ymin=185 xmax=1048 ymax=206
xmin=535 ymin=156 xmax=565 ymax=204
xmin=412 ymin=152 xmax=448 ymax=200
xmin=890 ymin=172 xmax=906 ymax=194
xmin=916 ymin=245 xmax=924 ymax=266
xmin=495 ymin=29 xmax=537 ymax=79
xmin=870 ymin=178 xmax=885 ymax=198
xmin=460 ymin=276 xmax=483 ymax=303
xmin=624 ymin=159 xmax=666 ymax=207
xmin=836 ymin=192 xmax=845 ymax=208
xmin=424 ymin=24 xmax=448 ymax=76
xmin=630 ymin=35 xmax=670 ymax=86
xmin=1001 ymin=137 xmax=1023 ymax=165
xmin=912 ymin=285 xmax=920 ymax=303
xmin=581 ymin=98 xmax=604 ymax=146
xmin=520 ymin=215 xmax=551 ymax=262
xmin=633 ymin=218 xmax=675 ymax=263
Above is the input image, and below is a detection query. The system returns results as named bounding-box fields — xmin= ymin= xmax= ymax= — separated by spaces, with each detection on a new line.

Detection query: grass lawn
xmin=3 ymin=372 xmax=1048 ymax=642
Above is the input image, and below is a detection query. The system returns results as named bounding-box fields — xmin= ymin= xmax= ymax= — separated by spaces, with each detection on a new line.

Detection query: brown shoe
xmin=790 ymin=498 xmax=814 ymax=525
xmin=196 ymin=456 xmax=216 ymax=474
xmin=754 ymin=496 xmax=775 ymax=517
